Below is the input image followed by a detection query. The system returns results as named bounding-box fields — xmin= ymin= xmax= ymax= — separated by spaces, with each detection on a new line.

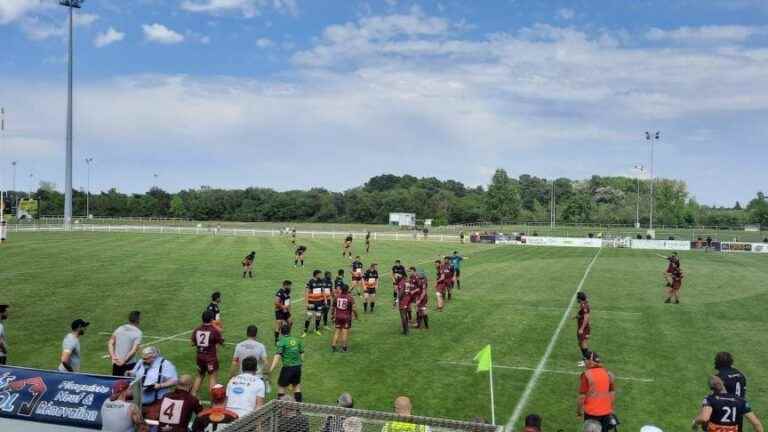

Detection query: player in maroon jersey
xmin=665 ymin=267 xmax=684 ymax=304
xmin=572 ymin=292 xmax=591 ymax=366
xmin=434 ymin=259 xmax=446 ymax=311
xmin=661 ymin=252 xmax=680 ymax=287
xmin=408 ymin=267 xmax=429 ymax=329
xmin=190 ymin=310 xmax=224 ymax=396
xmin=331 ymin=284 xmax=358 ymax=353
xmin=441 ymin=256 xmax=455 ymax=300
xmin=394 ymin=273 xmax=411 ymax=335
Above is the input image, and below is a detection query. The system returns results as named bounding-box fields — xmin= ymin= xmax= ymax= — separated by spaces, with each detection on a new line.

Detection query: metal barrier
xmin=226 ymin=400 xmax=500 ymax=432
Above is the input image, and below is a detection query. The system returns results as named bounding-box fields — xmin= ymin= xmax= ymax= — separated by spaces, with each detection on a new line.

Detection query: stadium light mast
xmin=633 ymin=164 xmax=645 ymax=229
xmin=550 ymin=179 xmax=556 ymax=228
xmin=645 ymin=131 xmax=660 ymax=233
xmin=60 ymin=0 xmax=84 ymax=230
xmin=85 ymin=157 xmax=93 ymax=217
xmin=1 ymin=107 xmax=5 ymax=225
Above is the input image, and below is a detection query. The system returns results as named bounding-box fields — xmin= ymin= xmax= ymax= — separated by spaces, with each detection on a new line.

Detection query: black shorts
xmin=112 ymin=362 xmax=136 ymax=377
xmin=454 ymin=269 xmax=461 ymax=277
xmin=275 ymin=310 xmax=291 ymax=321
xmin=365 ymin=288 xmax=376 ymax=295
xmin=308 ymin=301 xmax=325 ymax=312
xmin=278 ymin=365 xmax=302 ymax=387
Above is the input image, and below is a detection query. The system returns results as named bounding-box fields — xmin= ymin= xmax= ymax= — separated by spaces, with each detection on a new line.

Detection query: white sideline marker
xmin=505 ymin=248 xmax=602 ymax=431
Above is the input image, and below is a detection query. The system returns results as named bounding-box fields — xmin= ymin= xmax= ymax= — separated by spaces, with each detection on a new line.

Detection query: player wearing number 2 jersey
xmin=191 ymin=310 xmax=224 ymax=397
xmin=693 ymin=376 xmax=763 ymax=432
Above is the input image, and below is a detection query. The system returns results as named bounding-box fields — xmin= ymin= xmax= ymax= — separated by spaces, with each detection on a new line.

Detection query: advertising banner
xmin=0 ymin=365 xmax=123 ymax=430
xmin=690 ymin=240 xmax=722 ymax=251
xmin=630 ymin=239 xmax=691 ymax=251
xmin=751 ymin=243 xmax=768 ymax=254
xmin=522 ymin=236 xmax=602 ymax=248
xmin=721 ymin=242 xmax=753 ymax=252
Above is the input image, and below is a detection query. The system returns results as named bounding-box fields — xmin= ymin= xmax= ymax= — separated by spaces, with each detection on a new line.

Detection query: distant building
xmin=389 ymin=213 xmax=416 ymax=227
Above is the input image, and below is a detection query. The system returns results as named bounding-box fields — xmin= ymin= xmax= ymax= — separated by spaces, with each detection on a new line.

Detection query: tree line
xmin=3 ymin=170 xmax=767 ymax=227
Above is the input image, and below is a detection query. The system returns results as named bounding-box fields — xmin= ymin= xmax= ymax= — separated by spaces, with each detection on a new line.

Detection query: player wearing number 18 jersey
xmin=332 ymin=284 xmax=358 ymax=352
xmin=191 ymin=310 xmax=224 ymax=397
xmin=693 ymin=376 xmax=764 ymax=432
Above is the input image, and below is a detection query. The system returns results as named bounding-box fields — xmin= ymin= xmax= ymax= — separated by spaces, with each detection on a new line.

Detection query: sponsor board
xmin=751 ymin=243 xmax=768 ymax=253
xmin=522 ymin=236 xmax=602 ymax=248
xmin=690 ymin=240 xmax=722 ymax=251
xmin=630 ymin=239 xmax=691 ymax=251
xmin=0 ymin=365 xmax=124 ymax=430
xmin=721 ymin=242 xmax=753 ymax=252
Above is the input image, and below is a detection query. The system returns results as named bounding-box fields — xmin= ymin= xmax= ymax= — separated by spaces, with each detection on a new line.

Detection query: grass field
xmin=1 ymin=232 xmax=767 ymax=431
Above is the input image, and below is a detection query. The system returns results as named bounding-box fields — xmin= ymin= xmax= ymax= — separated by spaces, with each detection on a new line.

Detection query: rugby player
xmin=294 ymin=245 xmax=307 ymax=268
xmin=365 ymin=231 xmax=372 ymax=254
xmin=363 ymin=263 xmax=380 ymax=313
xmin=573 ymin=292 xmax=591 ymax=366
xmin=331 ymin=284 xmax=358 ymax=352
xmin=191 ymin=310 xmax=224 ymax=396
xmin=343 ymin=234 xmax=353 ymax=258
xmin=665 ymin=267 xmax=683 ymax=304
xmin=303 ymin=270 xmax=326 ymax=337
xmin=692 ymin=376 xmax=764 ymax=432
xmin=394 ymin=272 xmax=410 ymax=335
xmin=408 ymin=267 xmax=429 ymax=329
xmin=442 ymin=256 xmax=456 ymax=300
xmin=274 ymin=281 xmax=293 ymax=345
xmin=661 ymin=252 xmax=681 ymax=287
xmin=242 ymin=251 xmax=255 ymax=279
xmin=207 ymin=292 xmax=223 ymax=331
xmin=450 ymin=251 xmax=467 ymax=290
xmin=351 ymin=257 xmax=364 ymax=296
xmin=322 ymin=271 xmax=334 ymax=330
xmin=334 ymin=269 xmax=345 ymax=293
xmin=715 ymin=352 xmax=748 ymax=398
xmin=434 ymin=259 xmax=446 ymax=311
xmin=391 ymin=260 xmax=407 ymax=308
xmin=157 ymin=375 xmax=203 ymax=432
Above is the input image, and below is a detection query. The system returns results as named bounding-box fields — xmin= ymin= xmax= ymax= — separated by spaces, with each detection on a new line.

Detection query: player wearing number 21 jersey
xmin=191 ymin=310 xmax=224 ymax=397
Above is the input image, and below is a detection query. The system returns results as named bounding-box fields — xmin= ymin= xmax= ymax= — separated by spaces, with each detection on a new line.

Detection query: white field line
xmin=442 ymin=361 xmax=654 ymax=383
xmin=505 ymin=248 xmax=602 ymax=431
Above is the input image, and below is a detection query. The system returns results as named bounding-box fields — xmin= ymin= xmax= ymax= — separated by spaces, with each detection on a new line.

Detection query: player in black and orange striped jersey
xmin=362 ymin=264 xmax=379 ymax=313
xmin=303 ymin=271 xmax=326 ymax=337
xmin=321 ymin=271 xmax=334 ymax=330
xmin=350 ymin=257 xmax=364 ymax=296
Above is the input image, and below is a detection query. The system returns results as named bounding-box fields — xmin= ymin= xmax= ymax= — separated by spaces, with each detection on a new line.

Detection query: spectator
xmin=577 ymin=352 xmax=617 ymax=431
xmin=693 ymin=376 xmax=763 ymax=432
xmin=277 ymin=395 xmax=310 ymax=432
xmin=157 ymin=374 xmax=202 ymax=432
xmin=269 ymin=324 xmax=304 ymax=402
xmin=322 ymin=392 xmax=354 ymax=432
xmin=523 ymin=414 xmax=542 ymax=432
xmin=130 ymin=346 xmax=178 ymax=420
xmin=59 ymin=318 xmax=89 ymax=372
xmin=382 ymin=396 xmax=429 ymax=432
xmin=100 ymin=379 xmax=143 ymax=432
xmin=226 ymin=356 xmax=266 ymax=418
xmin=230 ymin=325 xmax=268 ymax=378
xmin=714 ymin=351 xmax=748 ymax=397
xmin=192 ymin=385 xmax=239 ymax=432
xmin=108 ymin=310 xmax=143 ymax=376
xmin=0 ymin=304 xmax=8 ymax=365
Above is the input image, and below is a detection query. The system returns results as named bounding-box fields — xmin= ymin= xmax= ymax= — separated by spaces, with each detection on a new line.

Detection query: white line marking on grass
xmin=142 ymin=330 xmax=194 ymax=347
xmin=505 ymin=248 xmax=602 ymax=431
xmin=442 ymin=361 xmax=653 ymax=383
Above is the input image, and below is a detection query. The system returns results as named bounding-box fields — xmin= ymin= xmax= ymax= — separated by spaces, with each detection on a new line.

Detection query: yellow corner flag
xmin=474 ymin=345 xmax=492 ymax=372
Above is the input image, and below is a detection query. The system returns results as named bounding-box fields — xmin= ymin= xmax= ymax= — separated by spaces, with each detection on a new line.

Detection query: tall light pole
xmin=85 ymin=157 xmax=93 ymax=218
xmin=28 ymin=173 xmax=36 ymax=198
xmin=633 ymin=164 xmax=645 ymax=229
xmin=60 ymin=0 xmax=84 ymax=230
xmin=645 ymin=131 xmax=660 ymax=233
xmin=1 ymin=107 xmax=5 ymax=225
xmin=550 ymin=179 xmax=556 ymax=228
xmin=11 ymin=161 xmax=17 ymax=191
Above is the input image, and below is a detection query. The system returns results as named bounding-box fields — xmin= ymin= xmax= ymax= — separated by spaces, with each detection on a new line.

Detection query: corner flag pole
xmin=489 ymin=352 xmax=496 ymax=425
xmin=474 ymin=344 xmax=496 ymax=424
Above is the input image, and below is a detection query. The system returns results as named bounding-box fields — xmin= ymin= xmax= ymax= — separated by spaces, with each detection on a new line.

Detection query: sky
xmin=1 ymin=0 xmax=767 ymax=206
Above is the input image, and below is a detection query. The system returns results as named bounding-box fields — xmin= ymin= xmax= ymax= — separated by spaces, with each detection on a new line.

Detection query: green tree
xmin=484 ymin=169 xmax=521 ymax=222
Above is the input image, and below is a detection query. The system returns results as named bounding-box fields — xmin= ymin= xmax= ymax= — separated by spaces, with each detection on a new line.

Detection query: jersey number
xmin=721 ymin=406 xmax=737 ymax=423
xmin=196 ymin=331 xmax=211 ymax=348
xmin=336 ymin=298 xmax=349 ymax=310
xmin=159 ymin=398 xmax=184 ymax=424
xmin=735 ymin=382 xmax=742 ymax=397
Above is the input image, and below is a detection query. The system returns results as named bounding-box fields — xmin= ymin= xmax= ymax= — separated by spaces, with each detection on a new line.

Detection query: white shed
xmin=389 ymin=212 xmax=416 ymax=227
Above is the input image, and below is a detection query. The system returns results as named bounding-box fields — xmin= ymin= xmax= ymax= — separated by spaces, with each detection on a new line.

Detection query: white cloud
xmin=646 ymin=25 xmax=768 ymax=43
xmin=256 ymin=37 xmax=273 ymax=48
xmin=0 ymin=0 xmax=45 ymax=25
xmin=180 ymin=0 xmax=298 ymax=18
xmin=142 ymin=23 xmax=184 ymax=44
xmin=200 ymin=36 xmax=211 ymax=44
xmin=557 ymin=8 xmax=575 ymax=20
xmin=94 ymin=27 xmax=125 ymax=47
xmin=21 ymin=12 xmax=98 ymax=41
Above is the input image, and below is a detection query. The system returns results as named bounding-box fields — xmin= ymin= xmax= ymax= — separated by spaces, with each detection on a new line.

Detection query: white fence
xmin=6 ymin=224 xmax=463 ymax=243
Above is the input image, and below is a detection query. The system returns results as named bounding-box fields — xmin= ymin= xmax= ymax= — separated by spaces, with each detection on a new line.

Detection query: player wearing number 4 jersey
xmin=715 ymin=352 xmax=748 ymax=398
xmin=191 ymin=310 xmax=224 ymax=397
xmin=157 ymin=374 xmax=203 ymax=432
xmin=692 ymin=376 xmax=763 ymax=432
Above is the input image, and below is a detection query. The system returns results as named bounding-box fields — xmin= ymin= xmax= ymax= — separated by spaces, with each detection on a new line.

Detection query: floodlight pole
xmin=633 ymin=164 xmax=645 ymax=229
xmin=645 ymin=131 xmax=660 ymax=232
xmin=1 ymin=107 xmax=5 ymax=225
xmin=60 ymin=0 xmax=83 ymax=230
xmin=85 ymin=157 xmax=93 ymax=217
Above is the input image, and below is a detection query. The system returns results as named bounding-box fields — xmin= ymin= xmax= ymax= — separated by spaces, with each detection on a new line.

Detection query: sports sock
xmin=274 ymin=332 xmax=279 ymax=344
xmin=304 ymin=320 xmax=310 ymax=332
xmin=423 ymin=315 xmax=429 ymax=329
xmin=457 ymin=280 xmax=461 ymax=289
xmin=300 ymin=260 xmax=304 ymax=266
xmin=581 ymin=348 xmax=589 ymax=359
xmin=249 ymin=271 xmax=253 ymax=278
xmin=242 ymin=272 xmax=246 ymax=278
xmin=294 ymin=260 xmax=298 ymax=266
xmin=371 ymin=302 xmax=375 ymax=312
xmin=294 ymin=392 xmax=303 ymax=402
xmin=364 ymin=303 xmax=368 ymax=312
xmin=315 ymin=318 xmax=321 ymax=331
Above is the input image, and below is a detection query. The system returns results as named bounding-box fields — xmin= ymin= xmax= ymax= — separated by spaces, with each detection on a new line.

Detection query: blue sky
xmin=1 ymin=0 xmax=767 ymax=206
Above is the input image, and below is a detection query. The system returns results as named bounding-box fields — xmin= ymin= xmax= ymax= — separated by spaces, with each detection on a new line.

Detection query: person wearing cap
xmin=322 ymin=392 xmax=354 ymax=432
xmin=108 ymin=311 xmax=143 ymax=377
xmin=226 ymin=356 xmax=266 ymax=418
xmin=0 ymin=304 xmax=8 ymax=365
xmin=577 ymin=351 xmax=617 ymax=431
xmin=100 ymin=379 xmax=143 ymax=432
xmin=191 ymin=384 xmax=239 ymax=432
xmin=381 ymin=396 xmax=430 ymax=432
xmin=59 ymin=318 xmax=89 ymax=372
xmin=130 ymin=346 xmax=178 ymax=420
xmin=157 ymin=374 xmax=203 ymax=432
xmin=523 ymin=414 xmax=542 ymax=432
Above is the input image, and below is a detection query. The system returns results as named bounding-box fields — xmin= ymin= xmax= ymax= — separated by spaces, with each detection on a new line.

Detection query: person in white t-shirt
xmin=229 ymin=325 xmax=268 ymax=377
xmin=226 ymin=356 xmax=265 ymax=418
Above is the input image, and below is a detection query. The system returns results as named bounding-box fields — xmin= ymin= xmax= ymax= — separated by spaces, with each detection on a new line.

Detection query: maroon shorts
xmin=577 ymin=327 xmax=591 ymax=343
xmin=435 ymin=283 xmax=446 ymax=294
xmin=335 ymin=316 xmax=351 ymax=329
xmin=398 ymin=295 xmax=412 ymax=310
xmin=196 ymin=356 xmax=219 ymax=375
